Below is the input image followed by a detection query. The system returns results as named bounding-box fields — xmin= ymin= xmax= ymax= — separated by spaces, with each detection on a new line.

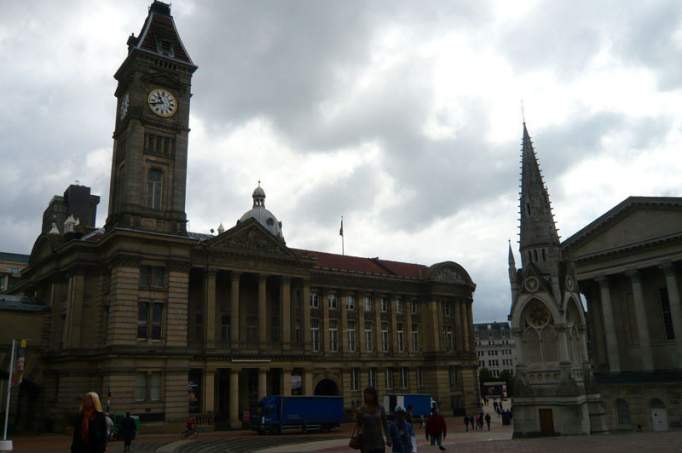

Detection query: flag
xmin=339 ymin=217 xmax=343 ymax=236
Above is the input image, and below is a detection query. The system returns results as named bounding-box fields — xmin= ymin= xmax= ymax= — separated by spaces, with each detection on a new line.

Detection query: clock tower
xmin=106 ymin=1 xmax=197 ymax=235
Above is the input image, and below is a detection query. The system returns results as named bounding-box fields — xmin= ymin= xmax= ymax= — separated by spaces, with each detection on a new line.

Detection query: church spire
xmin=518 ymin=123 xmax=560 ymax=270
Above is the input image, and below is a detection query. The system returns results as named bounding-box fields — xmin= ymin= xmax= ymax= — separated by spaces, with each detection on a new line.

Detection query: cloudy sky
xmin=2 ymin=0 xmax=682 ymax=322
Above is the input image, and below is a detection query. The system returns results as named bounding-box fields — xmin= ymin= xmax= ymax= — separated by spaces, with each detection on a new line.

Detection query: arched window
xmin=616 ymin=399 xmax=631 ymax=426
xmin=147 ymin=169 xmax=163 ymax=210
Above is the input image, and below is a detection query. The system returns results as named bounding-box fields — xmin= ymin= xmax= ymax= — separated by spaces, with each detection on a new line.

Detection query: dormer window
xmin=157 ymin=39 xmax=175 ymax=57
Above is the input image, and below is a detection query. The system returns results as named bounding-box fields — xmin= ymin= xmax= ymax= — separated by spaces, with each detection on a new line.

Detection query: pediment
xmin=28 ymin=234 xmax=63 ymax=268
xmin=429 ymin=261 xmax=474 ymax=287
xmin=563 ymin=198 xmax=682 ymax=258
xmin=204 ymin=218 xmax=294 ymax=258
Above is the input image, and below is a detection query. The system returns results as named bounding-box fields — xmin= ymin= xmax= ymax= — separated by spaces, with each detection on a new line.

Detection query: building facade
xmin=473 ymin=322 xmax=515 ymax=378
xmin=562 ymin=196 xmax=682 ymax=432
xmin=508 ymin=124 xmax=605 ymax=437
xmin=0 ymin=252 xmax=29 ymax=293
xmin=9 ymin=1 xmax=479 ymax=431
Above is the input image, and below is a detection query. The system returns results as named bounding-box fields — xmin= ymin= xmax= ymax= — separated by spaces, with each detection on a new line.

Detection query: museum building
xmin=9 ymin=2 xmax=479 ymax=430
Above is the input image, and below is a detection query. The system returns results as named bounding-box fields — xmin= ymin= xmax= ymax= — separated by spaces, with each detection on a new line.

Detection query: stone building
xmin=9 ymin=1 xmax=479 ymax=431
xmin=562 ymin=196 xmax=682 ymax=432
xmin=473 ymin=322 xmax=515 ymax=378
xmin=0 ymin=252 xmax=29 ymax=293
xmin=508 ymin=124 xmax=605 ymax=437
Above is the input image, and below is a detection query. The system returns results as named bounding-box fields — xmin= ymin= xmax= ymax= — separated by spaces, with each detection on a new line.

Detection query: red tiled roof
xmin=293 ymin=249 xmax=427 ymax=279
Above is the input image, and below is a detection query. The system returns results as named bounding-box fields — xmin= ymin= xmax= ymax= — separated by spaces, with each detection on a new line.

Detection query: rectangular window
xmin=364 ymin=321 xmax=373 ymax=352
xmin=400 ymin=367 xmax=408 ymax=389
xmin=150 ymin=373 xmax=161 ymax=401
xmin=449 ymin=366 xmax=457 ymax=387
xmin=137 ymin=301 xmax=164 ymax=340
xmin=347 ymin=320 xmax=356 ymax=352
xmin=147 ymin=169 xmax=163 ymax=210
xmin=416 ymin=367 xmax=423 ymax=388
xmin=330 ymin=320 xmax=339 ymax=352
xmin=385 ymin=368 xmax=393 ymax=389
xmin=660 ymin=288 xmax=675 ymax=340
xmin=411 ymin=300 xmax=418 ymax=314
xmin=364 ymin=296 xmax=372 ymax=313
xmin=351 ymin=368 xmax=360 ymax=391
xmin=220 ymin=314 xmax=230 ymax=344
xmin=446 ymin=329 xmax=454 ymax=351
xmin=310 ymin=293 xmax=320 ymax=309
xmin=295 ymin=320 xmax=302 ymax=345
xmin=347 ymin=296 xmax=356 ymax=311
xmin=380 ymin=298 xmax=388 ymax=313
xmin=395 ymin=300 xmax=402 ymax=314
xmin=139 ymin=266 xmax=166 ymax=289
xmin=135 ymin=374 xmax=146 ymax=401
xmin=328 ymin=294 xmax=338 ymax=310
xmin=368 ymin=368 xmax=377 ymax=388
xmin=397 ymin=323 xmax=405 ymax=353
xmin=381 ymin=322 xmax=389 ymax=352
xmin=311 ymin=319 xmax=320 ymax=352
xmin=411 ymin=327 xmax=420 ymax=352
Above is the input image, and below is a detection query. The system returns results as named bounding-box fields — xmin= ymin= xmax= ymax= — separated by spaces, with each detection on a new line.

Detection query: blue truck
xmin=253 ymin=395 xmax=344 ymax=434
xmin=383 ymin=393 xmax=436 ymax=420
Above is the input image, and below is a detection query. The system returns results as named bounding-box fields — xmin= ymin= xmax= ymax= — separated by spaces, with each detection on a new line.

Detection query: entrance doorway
xmin=650 ymin=399 xmax=668 ymax=432
xmin=314 ymin=378 xmax=339 ymax=396
xmin=539 ymin=408 xmax=554 ymax=435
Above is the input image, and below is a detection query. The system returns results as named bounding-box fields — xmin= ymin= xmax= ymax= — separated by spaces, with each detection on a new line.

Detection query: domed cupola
xmin=238 ymin=182 xmax=284 ymax=240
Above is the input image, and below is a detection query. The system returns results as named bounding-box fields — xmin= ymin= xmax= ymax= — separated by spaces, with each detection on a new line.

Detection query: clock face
xmin=147 ymin=88 xmax=177 ymax=117
xmin=526 ymin=301 xmax=551 ymax=328
xmin=119 ymin=93 xmax=129 ymax=119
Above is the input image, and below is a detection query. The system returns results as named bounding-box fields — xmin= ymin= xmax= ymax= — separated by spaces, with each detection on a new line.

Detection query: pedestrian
xmin=469 ymin=415 xmax=476 ymax=431
xmin=70 ymin=392 xmax=108 ymax=453
xmin=425 ymin=406 xmax=446 ymax=451
xmin=120 ymin=412 xmax=137 ymax=453
xmin=354 ymin=387 xmax=392 ymax=453
xmin=388 ymin=406 xmax=414 ymax=453
xmin=463 ymin=415 xmax=469 ymax=432
xmin=485 ymin=413 xmax=491 ymax=431
xmin=405 ymin=405 xmax=418 ymax=453
xmin=104 ymin=413 xmax=114 ymax=441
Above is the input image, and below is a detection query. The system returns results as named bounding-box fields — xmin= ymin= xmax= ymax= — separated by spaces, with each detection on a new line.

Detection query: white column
xmin=627 ymin=270 xmax=654 ymax=371
xmin=661 ymin=263 xmax=682 ymax=368
xmin=596 ymin=277 xmax=620 ymax=373
xmin=258 ymin=368 xmax=268 ymax=400
xmin=230 ymin=272 xmax=240 ymax=349
xmin=258 ymin=275 xmax=267 ymax=351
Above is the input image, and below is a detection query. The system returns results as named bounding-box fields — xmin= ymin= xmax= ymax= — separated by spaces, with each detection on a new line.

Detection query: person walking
xmin=388 ymin=407 xmax=414 ymax=453
xmin=405 ymin=405 xmax=418 ymax=453
xmin=355 ymin=387 xmax=391 ymax=453
xmin=463 ymin=415 xmax=469 ymax=432
xmin=104 ymin=413 xmax=114 ymax=441
xmin=120 ymin=412 xmax=137 ymax=453
xmin=425 ymin=407 xmax=446 ymax=451
xmin=485 ymin=413 xmax=491 ymax=431
xmin=70 ymin=392 xmax=108 ymax=453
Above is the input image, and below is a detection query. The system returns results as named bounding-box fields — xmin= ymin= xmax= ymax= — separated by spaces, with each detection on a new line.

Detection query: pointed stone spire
xmin=519 ymin=123 xmax=561 ymax=270
xmin=508 ymin=239 xmax=516 ymax=269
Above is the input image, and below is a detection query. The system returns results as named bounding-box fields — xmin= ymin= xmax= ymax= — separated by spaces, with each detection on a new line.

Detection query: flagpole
xmin=3 ymin=339 xmax=16 ymax=441
xmin=341 ymin=216 xmax=345 ymax=255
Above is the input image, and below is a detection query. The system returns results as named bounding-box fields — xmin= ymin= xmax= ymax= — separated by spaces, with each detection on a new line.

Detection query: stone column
xmin=453 ymin=300 xmax=462 ymax=352
xmin=281 ymin=277 xmax=291 ymax=351
xmin=374 ymin=295 xmax=382 ymax=354
xmin=661 ymin=263 xmax=682 ymax=367
xmin=258 ymin=274 xmax=268 ymax=351
xmin=390 ymin=297 xmax=398 ymax=353
xmin=406 ymin=299 xmax=413 ymax=354
xmin=258 ymin=368 xmax=268 ymax=400
xmin=340 ymin=294 xmax=348 ymax=353
xmin=203 ymin=369 xmax=215 ymax=414
xmin=63 ymin=272 xmax=85 ymax=348
xmin=204 ymin=270 xmax=217 ymax=348
xmin=465 ymin=301 xmax=474 ymax=352
xmin=230 ymin=272 xmax=241 ymax=349
xmin=596 ymin=277 xmax=621 ymax=373
xmin=627 ymin=270 xmax=654 ymax=371
xmin=282 ymin=368 xmax=292 ymax=396
xmin=358 ymin=295 xmax=366 ymax=355
xmin=304 ymin=368 xmax=314 ymax=395
xmin=229 ymin=368 xmax=240 ymax=428
xmin=322 ymin=290 xmax=330 ymax=353
xmin=303 ymin=280 xmax=311 ymax=352
xmin=429 ymin=300 xmax=441 ymax=352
